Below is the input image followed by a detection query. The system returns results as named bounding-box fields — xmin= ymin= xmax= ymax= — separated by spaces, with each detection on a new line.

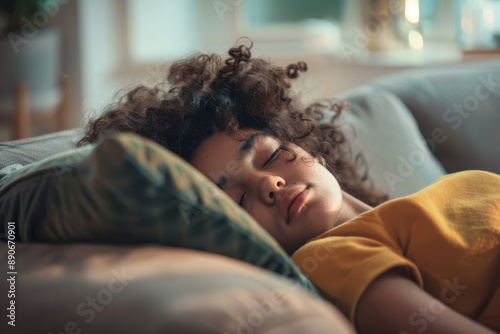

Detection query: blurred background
xmin=1 ymin=0 xmax=500 ymax=141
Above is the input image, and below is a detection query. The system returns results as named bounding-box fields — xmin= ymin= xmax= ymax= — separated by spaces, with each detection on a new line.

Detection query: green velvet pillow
xmin=0 ymin=132 xmax=317 ymax=294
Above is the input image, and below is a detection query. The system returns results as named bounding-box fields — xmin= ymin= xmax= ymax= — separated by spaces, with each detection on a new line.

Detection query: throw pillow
xmin=0 ymin=132 xmax=317 ymax=294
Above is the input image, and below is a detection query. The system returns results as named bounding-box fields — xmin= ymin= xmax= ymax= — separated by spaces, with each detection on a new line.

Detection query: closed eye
xmin=262 ymin=147 xmax=282 ymax=167
xmin=239 ymin=193 xmax=246 ymax=207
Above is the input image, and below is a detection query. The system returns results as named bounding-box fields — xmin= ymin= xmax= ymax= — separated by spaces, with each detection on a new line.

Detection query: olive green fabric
xmin=0 ymin=132 xmax=317 ymax=294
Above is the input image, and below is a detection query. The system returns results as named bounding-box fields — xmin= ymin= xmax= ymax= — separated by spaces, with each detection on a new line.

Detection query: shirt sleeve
xmin=292 ymin=235 xmax=423 ymax=323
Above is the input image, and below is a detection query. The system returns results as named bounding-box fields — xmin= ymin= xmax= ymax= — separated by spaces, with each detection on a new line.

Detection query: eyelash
xmin=239 ymin=147 xmax=282 ymax=207
xmin=263 ymin=146 xmax=282 ymax=167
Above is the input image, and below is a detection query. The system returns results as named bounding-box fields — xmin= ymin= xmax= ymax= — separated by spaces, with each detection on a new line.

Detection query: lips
xmin=280 ymin=185 xmax=310 ymax=224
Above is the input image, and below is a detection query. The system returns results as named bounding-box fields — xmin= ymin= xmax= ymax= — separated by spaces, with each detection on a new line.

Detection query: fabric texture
xmin=0 ymin=164 xmax=23 ymax=188
xmin=0 ymin=128 xmax=83 ymax=170
xmin=292 ymin=170 xmax=500 ymax=331
xmin=0 ymin=132 xmax=317 ymax=294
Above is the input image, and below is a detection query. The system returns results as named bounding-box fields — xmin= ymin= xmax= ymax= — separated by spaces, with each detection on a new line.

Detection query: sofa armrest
xmin=0 ymin=243 xmax=355 ymax=334
xmin=0 ymin=128 xmax=83 ymax=170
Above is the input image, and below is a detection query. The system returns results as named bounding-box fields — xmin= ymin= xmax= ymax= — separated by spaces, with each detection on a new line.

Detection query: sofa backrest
xmin=0 ymin=128 xmax=83 ymax=170
xmin=2 ymin=60 xmax=498 ymax=198
xmin=372 ymin=59 xmax=500 ymax=174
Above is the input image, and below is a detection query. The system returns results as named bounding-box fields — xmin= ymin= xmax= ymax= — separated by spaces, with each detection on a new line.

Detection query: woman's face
xmin=190 ymin=129 xmax=343 ymax=254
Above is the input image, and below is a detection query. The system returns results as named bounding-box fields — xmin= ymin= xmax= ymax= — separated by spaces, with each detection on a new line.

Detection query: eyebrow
xmin=215 ymin=132 xmax=268 ymax=190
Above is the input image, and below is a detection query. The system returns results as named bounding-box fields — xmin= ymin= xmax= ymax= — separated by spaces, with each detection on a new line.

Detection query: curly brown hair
xmin=78 ymin=38 xmax=388 ymax=206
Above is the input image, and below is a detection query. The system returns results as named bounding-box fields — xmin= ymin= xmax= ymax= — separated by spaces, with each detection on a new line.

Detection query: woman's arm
xmin=355 ymin=268 xmax=497 ymax=334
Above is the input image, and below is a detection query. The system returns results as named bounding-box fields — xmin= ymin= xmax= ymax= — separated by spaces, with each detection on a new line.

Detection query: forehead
xmin=190 ymin=129 xmax=262 ymax=181
xmin=196 ymin=129 xmax=259 ymax=158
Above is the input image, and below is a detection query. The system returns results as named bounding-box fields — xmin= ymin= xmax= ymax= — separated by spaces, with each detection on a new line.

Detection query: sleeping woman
xmin=78 ymin=38 xmax=500 ymax=334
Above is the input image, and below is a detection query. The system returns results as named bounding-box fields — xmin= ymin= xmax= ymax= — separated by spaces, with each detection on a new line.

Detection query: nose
xmin=258 ymin=174 xmax=285 ymax=205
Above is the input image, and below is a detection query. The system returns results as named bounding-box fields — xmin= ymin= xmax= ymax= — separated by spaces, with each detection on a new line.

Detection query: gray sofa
xmin=1 ymin=60 xmax=499 ymax=333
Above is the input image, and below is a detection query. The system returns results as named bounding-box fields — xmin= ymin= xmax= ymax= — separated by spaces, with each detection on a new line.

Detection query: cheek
xmin=249 ymin=207 xmax=275 ymax=232
xmin=308 ymin=166 xmax=342 ymax=222
xmin=296 ymin=157 xmax=332 ymax=183
xmin=302 ymin=196 xmax=340 ymax=236
xmin=291 ymin=155 xmax=318 ymax=173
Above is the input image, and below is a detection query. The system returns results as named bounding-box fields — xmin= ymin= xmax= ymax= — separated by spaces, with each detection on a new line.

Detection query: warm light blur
xmin=408 ymin=30 xmax=424 ymax=49
xmin=460 ymin=7 xmax=473 ymax=36
xmin=405 ymin=0 xmax=420 ymax=25
xmin=484 ymin=5 xmax=495 ymax=25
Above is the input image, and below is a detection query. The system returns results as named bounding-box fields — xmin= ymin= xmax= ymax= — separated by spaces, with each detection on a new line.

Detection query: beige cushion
xmin=0 ymin=243 xmax=355 ymax=334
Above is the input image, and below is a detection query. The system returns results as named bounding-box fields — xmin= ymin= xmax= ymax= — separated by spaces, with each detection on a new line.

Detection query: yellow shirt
xmin=292 ymin=170 xmax=500 ymax=331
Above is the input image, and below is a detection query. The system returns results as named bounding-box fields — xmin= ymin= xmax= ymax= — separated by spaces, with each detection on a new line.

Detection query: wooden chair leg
xmin=13 ymin=82 xmax=31 ymax=140
xmin=56 ymin=75 xmax=72 ymax=131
